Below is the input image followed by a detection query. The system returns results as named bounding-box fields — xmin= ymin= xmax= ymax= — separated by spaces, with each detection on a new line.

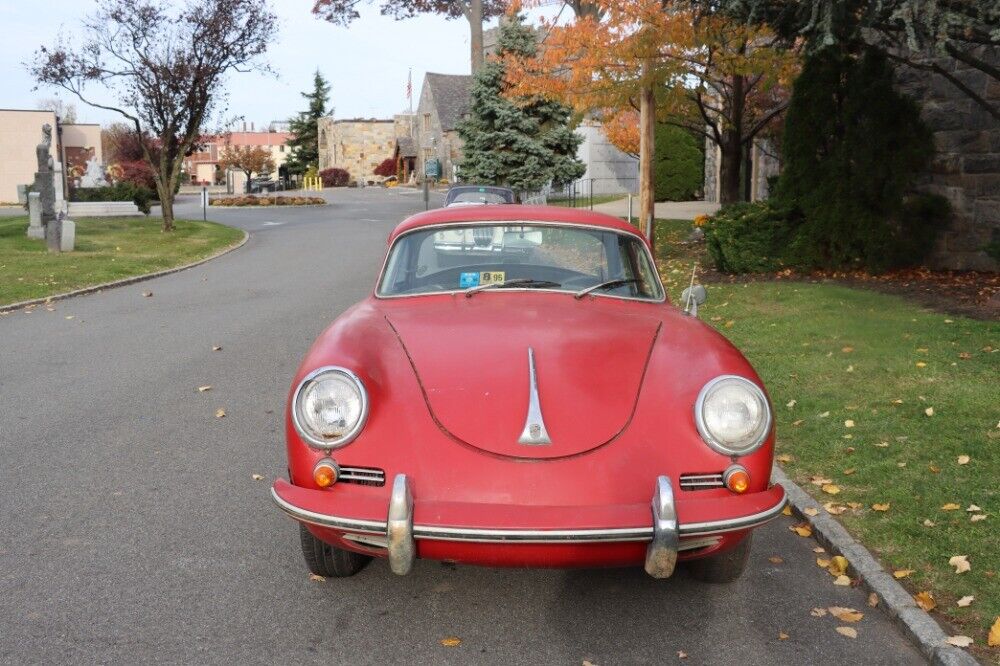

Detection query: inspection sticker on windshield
xmin=460 ymin=271 xmax=505 ymax=288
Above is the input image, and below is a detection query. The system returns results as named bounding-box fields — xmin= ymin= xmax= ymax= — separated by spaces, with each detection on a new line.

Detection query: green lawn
xmin=655 ymin=218 xmax=999 ymax=649
xmin=0 ymin=216 xmax=244 ymax=306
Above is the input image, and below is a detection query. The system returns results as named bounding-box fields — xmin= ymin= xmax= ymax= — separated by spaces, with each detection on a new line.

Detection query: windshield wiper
xmin=574 ymin=278 xmax=639 ymax=299
xmin=465 ymin=278 xmax=561 ymax=298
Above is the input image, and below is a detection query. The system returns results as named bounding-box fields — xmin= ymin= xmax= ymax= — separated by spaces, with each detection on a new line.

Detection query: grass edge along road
xmin=654 ymin=218 xmax=999 ymax=655
xmin=0 ymin=216 xmax=244 ymax=307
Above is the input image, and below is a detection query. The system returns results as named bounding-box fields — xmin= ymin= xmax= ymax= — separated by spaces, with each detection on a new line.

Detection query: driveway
xmin=0 ymin=187 xmax=923 ymax=664
xmin=591 ymin=198 xmax=721 ymax=221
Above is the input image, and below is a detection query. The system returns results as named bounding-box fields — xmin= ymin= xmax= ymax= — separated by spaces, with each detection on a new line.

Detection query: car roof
xmin=389 ymin=205 xmax=644 ymax=243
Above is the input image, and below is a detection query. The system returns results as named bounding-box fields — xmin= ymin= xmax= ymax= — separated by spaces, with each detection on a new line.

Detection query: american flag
xmin=406 ymin=69 xmax=412 ymax=101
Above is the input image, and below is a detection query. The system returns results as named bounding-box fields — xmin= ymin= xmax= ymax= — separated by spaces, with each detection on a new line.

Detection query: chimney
xmin=251 ymin=122 xmax=255 ymax=131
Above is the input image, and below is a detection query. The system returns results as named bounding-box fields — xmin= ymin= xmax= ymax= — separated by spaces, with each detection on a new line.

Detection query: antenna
xmin=684 ymin=261 xmax=698 ymax=314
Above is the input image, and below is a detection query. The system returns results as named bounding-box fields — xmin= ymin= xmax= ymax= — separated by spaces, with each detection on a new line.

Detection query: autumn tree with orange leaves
xmin=507 ymin=0 xmax=797 ymax=235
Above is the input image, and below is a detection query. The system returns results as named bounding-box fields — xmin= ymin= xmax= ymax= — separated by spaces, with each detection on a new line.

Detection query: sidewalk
xmin=592 ymin=198 xmax=720 ymax=221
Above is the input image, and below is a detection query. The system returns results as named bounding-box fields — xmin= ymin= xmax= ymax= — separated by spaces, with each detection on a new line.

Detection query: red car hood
xmin=383 ymin=294 xmax=660 ymax=459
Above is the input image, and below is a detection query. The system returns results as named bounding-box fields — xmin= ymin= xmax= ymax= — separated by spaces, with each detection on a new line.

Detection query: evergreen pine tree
xmin=457 ymin=15 xmax=585 ymax=192
xmin=286 ymin=71 xmax=331 ymax=175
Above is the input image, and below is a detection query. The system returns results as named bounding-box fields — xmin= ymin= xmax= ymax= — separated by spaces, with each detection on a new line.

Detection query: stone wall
xmin=895 ymin=50 xmax=1000 ymax=271
xmin=0 ymin=109 xmax=58 ymax=203
xmin=318 ymin=118 xmax=398 ymax=183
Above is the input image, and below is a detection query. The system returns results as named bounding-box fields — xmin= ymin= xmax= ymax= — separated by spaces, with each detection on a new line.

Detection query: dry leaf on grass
xmin=786 ymin=400 xmax=797 ymax=408
xmin=828 ymin=607 xmax=864 ymax=623
xmin=915 ymin=361 xmax=927 ymax=368
xmin=843 ymin=468 xmax=856 ymax=475
xmin=440 ymin=637 xmax=461 ymax=647
xmin=790 ymin=523 xmax=812 ymax=537
xmin=824 ymin=503 xmax=847 ymax=515
xmin=819 ymin=411 xmax=830 ymax=418
xmin=941 ymin=503 xmax=961 ymax=511
xmin=944 ymin=636 xmax=973 ymax=648
xmin=804 ymin=507 xmax=819 ymax=517
xmin=923 ymin=519 xmax=936 ymax=527
xmin=833 ymin=575 xmax=851 ymax=586
xmin=966 ymin=504 xmax=982 ymax=512
xmin=872 ymin=503 xmax=890 ymax=512
xmin=914 ymin=591 xmax=936 ymax=611
xmin=893 ymin=569 xmax=915 ymax=579
xmin=924 ymin=407 xmax=934 ymax=416
xmin=835 ymin=627 xmax=858 ymax=639
xmin=792 ymin=419 xmax=804 ymax=426
xmin=776 ymin=454 xmax=793 ymax=463
xmin=956 ymin=596 xmax=974 ymax=607
xmin=970 ymin=514 xmax=987 ymax=522
xmin=822 ymin=484 xmax=841 ymax=495
xmin=957 ymin=455 xmax=970 ymax=465
xmin=948 ymin=555 xmax=971 ymax=574
xmin=844 ymin=420 xmax=855 ymax=428
xmin=810 ymin=476 xmax=833 ymax=486
xmin=989 ymin=617 xmax=1000 ymax=647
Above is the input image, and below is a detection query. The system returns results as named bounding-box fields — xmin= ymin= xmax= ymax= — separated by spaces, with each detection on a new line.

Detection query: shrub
xmin=704 ymin=201 xmax=799 ymax=273
xmin=70 ymin=182 xmax=153 ymax=215
xmin=777 ymin=47 xmax=940 ymax=271
xmin=654 ymin=124 xmax=703 ymax=201
xmin=319 ymin=167 xmax=349 ymax=187
xmin=373 ymin=158 xmax=396 ymax=177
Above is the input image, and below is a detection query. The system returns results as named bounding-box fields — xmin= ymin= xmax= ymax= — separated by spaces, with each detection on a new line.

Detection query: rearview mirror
xmin=681 ymin=285 xmax=707 ymax=307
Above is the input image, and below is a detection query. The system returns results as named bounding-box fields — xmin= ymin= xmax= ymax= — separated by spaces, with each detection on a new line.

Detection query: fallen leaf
xmin=308 ymin=573 xmax=325 ymax=582
xmin=825 ymin=503 xmax=847 ymax=515
xmin=949 ymin=555 xmax=971 ymax=574
xmin=776 ymin=454 xmax=793 ymax=463
xmin=769 ymin=556 xmax=784 ymax=564
xmin=197 ymin=385 xmax=212 ymax=392
xmin=923 ymin=519 xmax=936 ymax=527
xmin=440 ymin=637 xmax=461 ymax=647
xmin=958 ymin=352 xmax=971 ymax=360
xmin=819 ymin=411 xmax=830 ymax=418
xmin=897 ymin=462 xmax=907 ymax=468
xmin=989 ymin=617 xmax=1000 ymax=647
xmin=945 ymin=636 xmax=973 ymax=648
xmin=970 ymin=514 xmax=987 ymax=522
xmin=828 ymin=556 xmax=849 ymax=576
xmin=810 ymin=476 xmax=833 ymax=486
xmin=142 ymin=291 xmax=153 ymax=297
xmin=833 ymin=575 xmax=851 ymax=586
xmin=212 ymin=345 xmax=222 ymax=351
xmin=891 ymin=399 xmax=903 ymax=405
xmin=790 ymin=523 xmax=812 ymax=537
xmin=957 ymin=455 xmax=970 ymax=465
xmin=966 ymin=504 xmax=982 ymax=512
xmin=828 ymin=606 xmax=864 ymax=623
xmin=822 ymin=484 xmax=841 ymax=495
xmin=941 ymin=503 xmax=961 ymax=511
xmin=786 ymin=399 xmax=797 ymax=408
xmin=914 ymin=591 xmax=936 ymax=611
xmin=875 ymin=441 xmax=889 ymax=448
xmin=845 ymin=365 xmax=854 ymax=373
xmin=813 ymin=547 xmax=826 ymax=553
xmin=215 ymin=408 xmax=226 ymax=418
xmin=251 ymin=473 xmax=263 ymax=481
xmin=782 ymin=505 xmax=792 ymax=516
xmin=928 ymin=465 xmax=940 ymax=473
xmin=810 ymin=608 xmax=827 ymax=617
xmin=841 ymin=346 xmax=854 ymax=353
xmin=843 ymin=468 xmax=856 ymax=475
xmin=872 ymin=503 xmax=890 ymax=512
xmin=792 ymin=419 xmax=804 ymax=426
xmin=65 ymin=315 xmax=74 ymax=320
xmin=778 ymin=632 xmax=789 ymax=640
xmin=724 ymin=320 xmax=734 ymax=328
xmin=804 ymin=507 xmax=819 ymax=517
xmin=916 ymin=361 xmax=927 ymax=368
xmin=893 ymin=569 xmax=915 ymax=579
xmin=846 ymin=502 xmax=862 ymax=510
xmin=835 ymin=627 xmax=857 ymax=639
xmin=844 ymin=420 xmax=855 ymax=428
xmin=956 ymin=596 xmax=974 ymax=607
xmin=868 ymin=592 xmax=879 ymax=608
xmin=816 ymin=558 xmax=831 ymax=568
xmin=677 ymin=651 xmax=688 ymax=659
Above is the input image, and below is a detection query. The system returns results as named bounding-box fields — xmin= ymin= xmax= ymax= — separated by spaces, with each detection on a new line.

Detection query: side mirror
xmin=681 ymin=285 xmax=707 ymax=316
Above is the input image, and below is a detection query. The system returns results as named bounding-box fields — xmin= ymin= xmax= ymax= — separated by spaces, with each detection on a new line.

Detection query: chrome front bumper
xmin=272 ymin=474 xmax=787 ymax=579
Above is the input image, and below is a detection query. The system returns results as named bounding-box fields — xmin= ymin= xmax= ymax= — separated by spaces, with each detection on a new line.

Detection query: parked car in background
xmin=271 ymin=205 xmax=786 ymax=584
xmin=248 ymin=177 xmax=279 ymax=194
xmin=445 ymin=185 xmax=516 ymax=207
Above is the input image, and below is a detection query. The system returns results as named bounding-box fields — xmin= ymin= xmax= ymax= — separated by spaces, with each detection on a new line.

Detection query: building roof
xmin=395 ymin=136 xmax=417 ymax=158
xmin=424 ymin=73 xmax=473 ymax=131
xmin=389 ymin=205 xmax=643 ymax=242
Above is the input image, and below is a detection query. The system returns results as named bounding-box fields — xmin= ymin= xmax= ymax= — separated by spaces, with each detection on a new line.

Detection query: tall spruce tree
xmin=286 ymin=71 xmax=331 ymax=175
xmin=457 ymin=15 xmax=585 ymax=193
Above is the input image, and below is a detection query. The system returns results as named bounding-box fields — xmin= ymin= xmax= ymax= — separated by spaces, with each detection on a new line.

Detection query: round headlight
xmin=292 ymin=367 xmax=369 ymax=449
xmin=694 ymin=375 xmax=772 ymax=456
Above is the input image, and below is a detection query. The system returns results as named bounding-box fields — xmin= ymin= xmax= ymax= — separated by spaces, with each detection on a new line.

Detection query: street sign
xmin=424 ymin=158 xmax=441 ymax=180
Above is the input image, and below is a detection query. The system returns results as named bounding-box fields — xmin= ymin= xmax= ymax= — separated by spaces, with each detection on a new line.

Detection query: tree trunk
xmin=468 ymin=0 xmax=484 ymax=74
xmin=159 ymin=185 xmax=175 ymax=232
xmin=718 ymin=133 xmax=742 ymax=205
xmin=638 ymin=73 xmax=656 ymax=249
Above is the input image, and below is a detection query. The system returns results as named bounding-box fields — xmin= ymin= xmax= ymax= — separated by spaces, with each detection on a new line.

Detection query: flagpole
xmin=407 ymin=68 xmax=413 ymax=115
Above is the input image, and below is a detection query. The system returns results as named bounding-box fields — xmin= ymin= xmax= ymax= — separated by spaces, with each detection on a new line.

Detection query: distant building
xmin=0 ymin=109 xmax=103 ymax=203
xmin=413 ymin=73 xmax=473 ymax=182
xmin=574 ymin=120 xmax=640 ymax=196
xmin=183 ymin=129 xmax=292 ymax=189
xmin=317 ymin=117 xmax=409 ymax=183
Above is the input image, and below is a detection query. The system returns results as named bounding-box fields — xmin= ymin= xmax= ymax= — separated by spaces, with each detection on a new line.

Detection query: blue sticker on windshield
xmin=459 ymin=272 xmax=480 ymax=288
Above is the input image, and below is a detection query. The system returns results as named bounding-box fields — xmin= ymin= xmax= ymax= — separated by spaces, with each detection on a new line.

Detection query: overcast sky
xmin=0 ymin=0 xmax=561 ymax=129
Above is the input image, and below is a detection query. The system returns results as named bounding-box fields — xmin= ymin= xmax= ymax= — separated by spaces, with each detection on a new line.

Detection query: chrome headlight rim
xmin=694 ymin=374 xmax=772 ymax=457
xmin=291 ymin=366 xmax=369 ymax=450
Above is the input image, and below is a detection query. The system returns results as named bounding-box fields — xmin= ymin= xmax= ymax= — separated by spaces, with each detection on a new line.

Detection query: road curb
xmin=0 ymin=229 xmax=250 ymax=314
xmin=773 ymin=467 xmax=979 ymax=665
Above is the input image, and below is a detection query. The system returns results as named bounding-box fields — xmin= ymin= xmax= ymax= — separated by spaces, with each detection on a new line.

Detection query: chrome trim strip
xmin=386 ymin=474 xmax=415 ymax=575
xmin=645 ymin=475 xmax=680 ymax=578
xmin=517 ymin=348 xmax=552 ymax=445
xmin=290 ymin=366 xmax=370 ymax=451
xmin=270 ymin=486 xmax=387 ymax=534
xmin=271 ymin=486 xmax=787 ymax=543
xmin=374 ymin=220 xmax=667 ymax=304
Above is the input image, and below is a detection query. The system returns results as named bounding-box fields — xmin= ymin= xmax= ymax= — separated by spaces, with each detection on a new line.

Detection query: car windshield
xmin=446 ymin=188 xmax=514 ymax=205
xmin=377 ymin=223 xmax=664 ymax=300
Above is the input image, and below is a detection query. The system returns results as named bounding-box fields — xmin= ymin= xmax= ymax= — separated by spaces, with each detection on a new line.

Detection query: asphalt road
xmin=0 ymin=188 xmax=924 ymax=665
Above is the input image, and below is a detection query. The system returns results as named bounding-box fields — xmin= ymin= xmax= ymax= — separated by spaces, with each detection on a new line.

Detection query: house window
xmin=423 ymin=113 xmax=431 ymax=131
xmin=279 ymin=145 xmax=285 ymax=153
xmin=319 ymin=129 xmax=327 ymax=149
xmin=423 ymin=148 xmax=434 ymax=161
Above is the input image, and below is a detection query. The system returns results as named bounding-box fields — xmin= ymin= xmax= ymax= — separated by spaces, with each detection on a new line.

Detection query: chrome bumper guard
xmin=273 ymin=474 xmax=787 ymax=579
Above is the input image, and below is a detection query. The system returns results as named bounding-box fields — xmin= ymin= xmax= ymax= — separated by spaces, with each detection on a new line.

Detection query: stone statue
xmin=79 ymin=156 xmax=108 ymax=188
xmin=36 ymin=124 xmax=53 ymax=173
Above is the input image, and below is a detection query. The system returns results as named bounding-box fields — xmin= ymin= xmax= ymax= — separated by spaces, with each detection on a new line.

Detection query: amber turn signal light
xmin=724 ymin=466 xmax=750 ymax=494
xmin=313 ymin=459 xmax=340 ymax=488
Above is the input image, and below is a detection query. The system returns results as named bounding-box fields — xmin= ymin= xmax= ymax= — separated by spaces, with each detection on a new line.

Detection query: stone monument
xmin=27 ymin=192 xmax=43 ymax=239
xmin=31 ymin=124 xmax=63 ymax=252
xmin=79 ymin=156 xmax=108 ymax=188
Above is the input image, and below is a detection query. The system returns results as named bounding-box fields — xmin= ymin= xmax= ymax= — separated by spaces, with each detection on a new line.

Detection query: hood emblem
xmin=518 ymin=348 xmax=552 ymax=445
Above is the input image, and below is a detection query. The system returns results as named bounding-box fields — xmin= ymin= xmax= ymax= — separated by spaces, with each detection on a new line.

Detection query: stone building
xmin=412 ymin=73 xmax=473 ymax=182
xmin=703 ymin=138 xmax=780 ymax=204
xmin=895 ymin=53 xmax=1000 ymax=271
xmin=317 ymin=117 xmax=406 ymax=184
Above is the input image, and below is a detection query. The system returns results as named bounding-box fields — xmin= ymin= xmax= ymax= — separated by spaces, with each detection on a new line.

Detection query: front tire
xmin=299 ymin=524 xmax=372 ymax=577
xmin=687 ymin=533 xmax=752 ymax=584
